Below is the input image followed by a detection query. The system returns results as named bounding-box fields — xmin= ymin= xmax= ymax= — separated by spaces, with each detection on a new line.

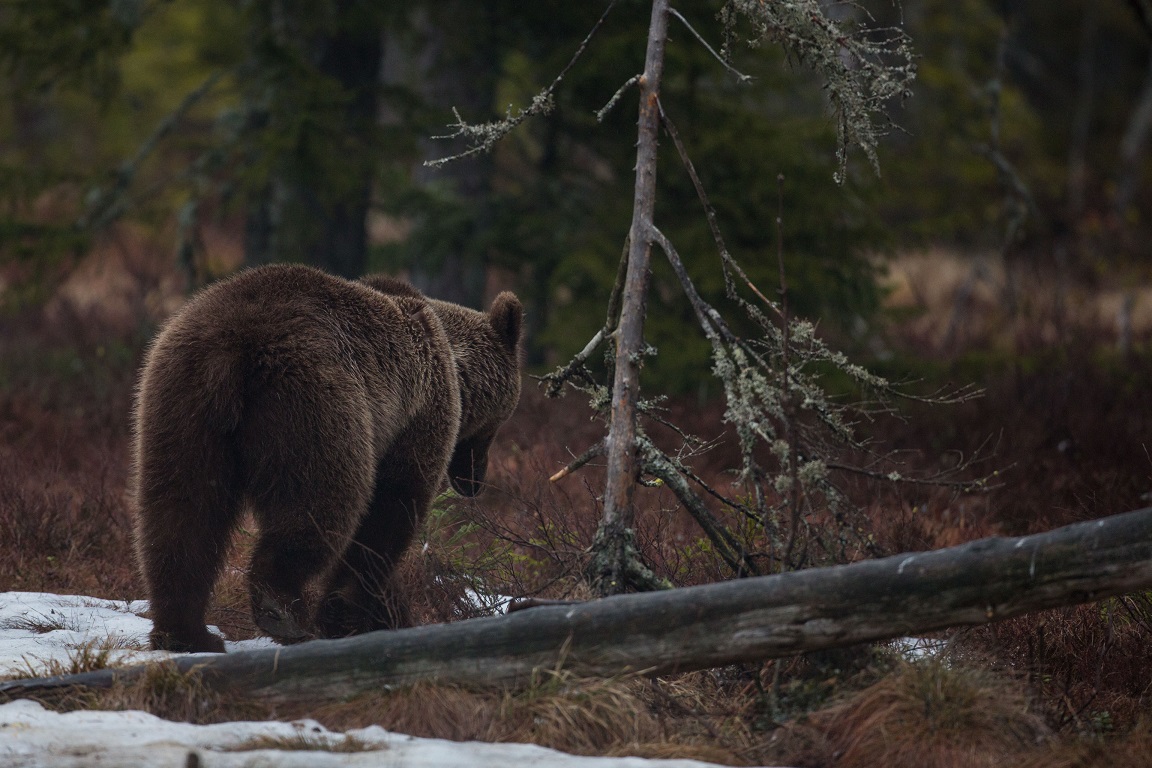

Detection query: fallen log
xmin=4 ymin=507 xmax=1152 ymax=702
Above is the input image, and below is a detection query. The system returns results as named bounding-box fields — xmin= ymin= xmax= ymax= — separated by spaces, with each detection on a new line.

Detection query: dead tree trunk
xmin=6 ymin=507 xmax=1152 ymax=703
xmin=590 ymin=0 xmax=670 ymax=596
xmin=1066 ymin=1 xmax=1099 ymax=224
xmin=1115 ymin=49 xmax=1152 ymax=216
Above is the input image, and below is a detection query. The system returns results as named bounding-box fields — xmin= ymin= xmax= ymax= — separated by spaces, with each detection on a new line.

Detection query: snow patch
xmin=0 ymin=592 xmax=273 ymax=676
xmin=0 ymin=593 xmax=755 ymax=767
xmin=0 ymin=699 xmax=734 ymax=768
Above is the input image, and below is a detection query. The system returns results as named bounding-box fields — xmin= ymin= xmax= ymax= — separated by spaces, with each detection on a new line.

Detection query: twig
xmin=648 ymin=224 xmax=781 ymax=386
xmin=597 ymin=75 xmax=640 ymax=122
xmin=673 ymin=461 xmax=758 ymax=522
xmin=539 ymin=236 xmax=630 ymax=397
xmin=669 ymin=7 xmax=752 ymax=83
xmin=550 ymin=440 xmax=606 ymax=483
xmin=638 ymin=403 xmax=706 ymax=448
xmin=648 ymin=225 xmax=729 ymax=345
xmin=657 ymin=99 xmax=782 ymax=317
xmin=637 ymin=436 xmax=760 ymax=578
xmin=603 ymin=233 xmax=631 ymax=332
xmin=823 ymin=461 xmax=1001 ymax=492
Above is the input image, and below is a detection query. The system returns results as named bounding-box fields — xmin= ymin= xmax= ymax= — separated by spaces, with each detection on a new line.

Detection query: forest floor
xmin=1 ymin=248 xmax=1152 ymax=767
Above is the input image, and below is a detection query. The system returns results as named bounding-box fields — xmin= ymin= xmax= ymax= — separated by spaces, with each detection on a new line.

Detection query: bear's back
xmin=141 ymin=265 xmax=454 ymax=437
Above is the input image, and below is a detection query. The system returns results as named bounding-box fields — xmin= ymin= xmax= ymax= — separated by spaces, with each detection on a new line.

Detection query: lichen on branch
xmin=719 ymin=0 xmax=916 ymax=182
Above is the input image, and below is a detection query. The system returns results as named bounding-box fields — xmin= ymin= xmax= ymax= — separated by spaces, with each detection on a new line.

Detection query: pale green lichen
xmin=720 ymin=0 xmax=916 ymax=183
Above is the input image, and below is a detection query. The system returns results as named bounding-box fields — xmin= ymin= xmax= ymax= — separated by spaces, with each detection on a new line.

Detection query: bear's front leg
xmin=315 ymin=574 xmax=411 ymax=638
xmin=314 ymin=480 xmax=427 ymax=638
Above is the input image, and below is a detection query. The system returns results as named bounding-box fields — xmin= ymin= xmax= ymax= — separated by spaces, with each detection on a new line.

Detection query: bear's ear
xmin=488 ymin=292 xmax=523 ymax=353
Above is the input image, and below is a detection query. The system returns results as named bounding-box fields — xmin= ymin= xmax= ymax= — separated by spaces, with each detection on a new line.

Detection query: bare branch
xmin=824 ymin=461 xmax=1001 ymax=492
xmin=550 ymin=440 xmax=606 ymax=483
xmin=668 ymin=7 xmax=752 ymax=83
xmin=648 ymin=225 xmax=732 ymax=346
xmin=538 ymin=236 xmax=630 ymax=398
xmin=636 ymin=437 xmax=760 ymax=578
xmin=657 ymin=99 xmax=782 ymax=316
xmin=596 ymin=75 xmax=640 ymax=123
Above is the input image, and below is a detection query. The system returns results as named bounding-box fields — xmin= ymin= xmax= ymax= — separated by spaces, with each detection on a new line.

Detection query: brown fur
xmin=132 ymin=264 xmax=522 ymax=652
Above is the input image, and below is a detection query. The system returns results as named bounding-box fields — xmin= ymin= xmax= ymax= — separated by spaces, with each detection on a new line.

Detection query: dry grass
xmin=806 ymin=660 xmax=1050 ymax=768
xmin=11 ymin=639 xmax=120 ymax=679
xmin=1017 ymin=720 xmax=1152 ymax=768
xmin=94 ymin=662 xmax=253 ymax=724
xmin=881 ymin=247 xmax=1152 ymax=355
xmin=285 ymin=672 xmax=751 ymax=765
xmin=17 ymin=660 xmax=248 ymax=725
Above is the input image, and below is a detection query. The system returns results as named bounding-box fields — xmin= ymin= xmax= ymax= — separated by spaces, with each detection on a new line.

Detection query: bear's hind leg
xmin=246 ymin=517 xmax=345 ymax=644
xmin=240 ymin=377 xmax=377 ymax=644
xmin=136 ymin=463 xmax=239 ymax=653
xmin=315 ymin=414 xmax=455 ymax=638
xmin=244 ymin=437 xmax=375 ymax=643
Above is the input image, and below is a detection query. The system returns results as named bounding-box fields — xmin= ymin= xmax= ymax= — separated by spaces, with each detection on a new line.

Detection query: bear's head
xmin=443 ymin=291 xmax=523 ymax=497
xmin=360 ymin=274 xmax=524 ymax=498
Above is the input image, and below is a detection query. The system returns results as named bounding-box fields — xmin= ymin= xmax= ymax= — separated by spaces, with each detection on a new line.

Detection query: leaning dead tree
xmin=429 ymin=1 xmax=971 ymax=594
xmin=540 ymin=2 xmax=952 ymax=592
xmin=592 ymin=0 xmax=673 ymax=596
xmin=5 ymin=506 xmax=1152 ymax=702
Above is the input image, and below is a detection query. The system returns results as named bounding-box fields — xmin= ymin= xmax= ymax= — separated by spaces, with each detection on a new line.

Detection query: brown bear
xmin=132 ymin=264 xmax=522 ymax=652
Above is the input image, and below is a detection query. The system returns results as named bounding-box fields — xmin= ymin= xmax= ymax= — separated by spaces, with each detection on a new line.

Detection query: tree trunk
xmin=243 ymin=0 xmax=382 ymax=278
xmin=383 ymin=4 xmax=498 ymax=307
xmin=1066 ymin=1 xmax=1099 ymax=224
xmin=1115 ymin=50 xmax=1152 ymax=216
xmin=8 ymin=507 xmax=1152 ymax=703
xmin=591 ymin=0 xmax=670 ymax=596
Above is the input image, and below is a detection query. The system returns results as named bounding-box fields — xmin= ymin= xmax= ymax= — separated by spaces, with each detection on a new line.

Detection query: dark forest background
xmin=4 ymin=0 xmax=1152 ymax=385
